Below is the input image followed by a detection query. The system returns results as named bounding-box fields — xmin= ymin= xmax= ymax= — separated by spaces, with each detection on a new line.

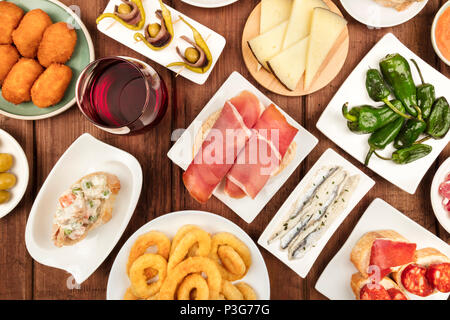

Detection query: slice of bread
xmin=52 ymin=172 xmax=120 ymax=247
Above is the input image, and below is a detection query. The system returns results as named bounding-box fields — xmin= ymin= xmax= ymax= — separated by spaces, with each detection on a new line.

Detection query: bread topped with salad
xmin=52 ymin=172 xmax=121 ymax=247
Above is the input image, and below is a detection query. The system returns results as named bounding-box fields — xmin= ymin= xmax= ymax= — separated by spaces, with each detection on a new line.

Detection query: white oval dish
xmin=0 ymin=129 xmax=29 ymax=219
xmin=25 ymin=133 xmax=143 ymax=284
xmin=430 ymin=157 xmax=450 ymax=234
xmin=431 ymin=1 xmax=450 ymax=66
xmin=340 ymin=0 xmax=428 ymax=28
xmin=181 ymin=0 xmax=238 ymax=8
xmin=106 ymin=210 xmax=270 ymax=300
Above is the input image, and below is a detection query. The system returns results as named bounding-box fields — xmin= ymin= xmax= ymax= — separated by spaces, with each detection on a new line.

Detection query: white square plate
xmin=317 ymin=33 xmax=450 ymax=195
xmin=258 ymin=148 xmax=375 ymax=278
xmin=25 ymin=133 xmax=143 ymax=284
xmin=167 ymin=71 xmax=318 ymax=223
xmin=97 ymin=0 xmax=226 ymax=85
xmin=315 ymin=198 xmax=450 ymax=300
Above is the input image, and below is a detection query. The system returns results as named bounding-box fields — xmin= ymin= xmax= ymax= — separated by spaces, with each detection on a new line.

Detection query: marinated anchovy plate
xmin=315 ymin=198 xmax=450 ymax=300
xmin=106 ymin=211 xmax=270 ymax=300
xmin=97 ymin=0 xmax=226 ymax=85
xmin=258 ymin=148 xmax=375 ymax=278
xmin=317 ymin=33 xmax=450 ymax=194
xmin=25 ymin=134 xmax=143 ymax=284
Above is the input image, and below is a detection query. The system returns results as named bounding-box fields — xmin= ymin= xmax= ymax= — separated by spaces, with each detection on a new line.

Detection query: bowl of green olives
xmin=0 ymin=129 xmax=29 ymax=218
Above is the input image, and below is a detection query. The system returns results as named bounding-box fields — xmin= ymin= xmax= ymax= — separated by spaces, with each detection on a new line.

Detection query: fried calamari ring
xmin=235 ymin=282 xmax=257 ymax=300
xmin=218 ymin=245 xmax=246 ymax=277
xmin=220 ymin=280 xmax=244 ymax=300
xmin=146 ymin=293 xmax=159 ymax=300
xmin=159 ymin=257 xmax=222 ymax=300
xmin=127 ymin=231 xmax=171 ymax=277
xmin=210 ymin=232 xmax=252 ymax=281
xmin=167 ymin=228 xmax=211 ymax=273
xmin=129 ymin=253 xmax=167 ymax=299
xmin=176 ymin=274 xmax=209 ymax=300
xmin=170 ymin=225 xmax=202 ymax=256
xmin=123 ymin=287 xmax=139 ymax=300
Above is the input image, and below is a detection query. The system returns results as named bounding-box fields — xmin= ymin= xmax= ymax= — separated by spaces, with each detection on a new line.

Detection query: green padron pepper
xmin=411 ymin=59 xmax=435 ymax=119
xmin=96 ymin=0 xmax=146 ymax=31
xmin=167 ymin=16 xmax=213 ymax=74
xmin=365 ymin=117 xmax=404 ymax=166
xmin=342 ymin=100 xmax=405 ymax=134
xmin=365 ymin=69 xmax=412 ymax=120
xmin=426 ymin=97 xmax=450 ymax=139
xmin=394 ymin=107 xmax=426 ymax=149
xmin=379 ymin=53 xmax=418 ymax=117
xmin=392 ymin=144 xmax=433 ymax=164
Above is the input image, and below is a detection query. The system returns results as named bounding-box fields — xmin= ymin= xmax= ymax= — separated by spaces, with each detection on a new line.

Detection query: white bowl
xmin=0 ymin=129 xmax=29 ymax=219
xmin=431 ymin=1 xmax=450 ymax=66
xmin=430 ymin=157 xmax=450 ymax=234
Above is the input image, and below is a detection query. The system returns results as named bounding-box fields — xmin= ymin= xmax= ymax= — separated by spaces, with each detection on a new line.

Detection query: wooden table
xmin=0 ymin=0 xmax=449 ymax=300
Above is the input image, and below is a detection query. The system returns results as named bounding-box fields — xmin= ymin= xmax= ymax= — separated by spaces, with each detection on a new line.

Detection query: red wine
xmin=77 ymin=57 xmax=168 ymax=133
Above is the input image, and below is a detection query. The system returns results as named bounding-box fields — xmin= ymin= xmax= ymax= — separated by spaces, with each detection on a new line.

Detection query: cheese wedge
xmin=282 ymin=0 xmax=328 ymax=49
xmin=267 ymin=37 xmax=309 ymax=91
xmin=304 ymin=8 xmax=347 ymax=89
xmin=248 ymin=21 xmax=288 ymax=70
xmin=260 ymin=0 xmax=292 ymax=34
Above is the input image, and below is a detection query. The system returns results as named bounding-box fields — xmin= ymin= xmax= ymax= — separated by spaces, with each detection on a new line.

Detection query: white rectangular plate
xmin=315 ymin=198 xmax=450 ymax=300
xmin=258 ymin=148 xmax=375 ymax=278
xmin=167 ymin=71 xmax=318 ymax=223
xmin=97 ymin=0 xmax=226 ymax=85
xmin=25 ymin=133 xmax=143 ymax=284
xmin=316 ymin=33 xmax=450 ymax=194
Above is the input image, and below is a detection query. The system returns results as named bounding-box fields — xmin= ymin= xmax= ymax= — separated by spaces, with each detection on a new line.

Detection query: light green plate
xmin=0 ymin=0 xmax=95 ymax=120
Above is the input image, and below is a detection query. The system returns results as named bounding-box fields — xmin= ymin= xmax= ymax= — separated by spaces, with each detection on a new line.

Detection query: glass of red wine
xmin=76 ymin=56 xmax=168 ymax=134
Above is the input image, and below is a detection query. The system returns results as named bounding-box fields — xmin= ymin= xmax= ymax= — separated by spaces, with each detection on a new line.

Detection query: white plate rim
xmin=0 ymin=128 xmax=29 ymax=219
xmin=167 ymin=71 xmax=318 ymax=223
xmin=340 ymin=0 xmax=429 ymax=28
xmin=24 ymin=133 xmax=143 ymax=283
xmin=257 ymin=147 xmax=375 ymax=278
xmin=430 ymin=157 xmax=450 ymax=234
xmin=181 ymin=0 xmax=239 ymax=8
xmin=106 ymin=210 xmax=271 ymax=300
xmin=315 ymin=197 xmax=450 ymax=300
xmin=0 ymin=0 xmax=96 ymax=121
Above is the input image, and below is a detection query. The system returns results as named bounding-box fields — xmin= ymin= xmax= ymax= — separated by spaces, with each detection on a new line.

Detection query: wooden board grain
xmin=241 ymin=0 xmax=349 ymax=96
xmin=0 ymin=0 xmax=448 ymax=301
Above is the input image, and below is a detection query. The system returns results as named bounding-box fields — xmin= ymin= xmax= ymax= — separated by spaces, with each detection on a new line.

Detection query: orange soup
xmin=436 ymin=6 xmax=450 ymax=61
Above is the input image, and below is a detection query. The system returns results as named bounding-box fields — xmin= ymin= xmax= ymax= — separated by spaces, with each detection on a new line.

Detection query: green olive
xmin=0 ymin=172 xmax=16 ymax=190
xmin=0 ymin=153 xmax=13 ymax=172
xmin=0 ymin=190 xmax=10 ymax=204
xmin=117 ymin=3 xmax=132 ymax=15
xmin=185 ymin=47 xmax=200 ymax=64
xmin=147 ymin=23 xmax=161 ymax=38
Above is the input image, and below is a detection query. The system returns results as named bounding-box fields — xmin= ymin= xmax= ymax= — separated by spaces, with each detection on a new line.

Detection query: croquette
xmin=2 ymin=58 xmax=43 ymax=104
xmin=0 ymin=2 xmax=24 ymax=44
xmin=31 ymin=63 xmax=73 ymax=108
xmin=12 ymin=9 xmax=52 ymax=58
xmin=37 ymin=22 xmax=77 ymax=67
xmin=0 ymin=45 xmax=20 ymax=85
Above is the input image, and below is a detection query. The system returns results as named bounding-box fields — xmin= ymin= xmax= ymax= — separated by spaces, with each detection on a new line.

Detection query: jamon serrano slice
xmin=350 ymin=230 xmax=416 ymax=278
xmin=182 ymin=91 xmax=263 ymax=203
xmin=224 ymin=104 xmax=298 ymax=199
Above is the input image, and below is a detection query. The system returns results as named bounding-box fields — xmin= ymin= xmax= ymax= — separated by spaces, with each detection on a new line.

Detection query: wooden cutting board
xmin=241 ymin=0 xmax=349 ymax=97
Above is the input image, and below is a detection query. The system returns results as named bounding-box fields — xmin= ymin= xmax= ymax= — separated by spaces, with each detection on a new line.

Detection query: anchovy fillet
xmin=267 ymin=166 xmax=338 ymax=245
xmin=288 ymin=174 xmax=360 ymax=260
